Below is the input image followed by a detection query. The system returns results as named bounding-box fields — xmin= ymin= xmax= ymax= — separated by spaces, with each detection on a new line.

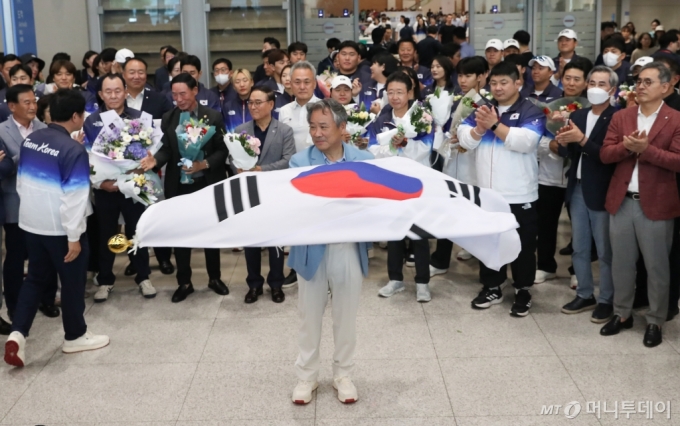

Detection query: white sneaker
xmin=93 ymin=285 xmax=113 ymax=303
xmin=378 ymin=280 xmax=405 ymax=298
xmin=62 ymin=331 xmax=110 ymax=354
xmin=430 ymin=265 xmax=448 ymax=277
xmin=138 ymin=280 xmax=157 ymax=299
xmin=292 ymin=380 xmax=318 ymax=404
xmin=570 ymin=275 xmax=578 ymax=290
xmin=457 ymin=249 xmax=473 ymax=260
xmin=534 ymin=270 xmax=557 ymax=284
xmin=4 ymin=331 xmax=25 ymax=367
xmin=416 ymin=283 xmax=431 ymax=302
xmin=333 ymin=376 xmax=358 ymax=403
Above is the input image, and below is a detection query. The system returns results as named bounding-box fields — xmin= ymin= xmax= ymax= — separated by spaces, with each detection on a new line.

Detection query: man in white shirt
xmin=278 ymin=61 xmax=320 ymax=153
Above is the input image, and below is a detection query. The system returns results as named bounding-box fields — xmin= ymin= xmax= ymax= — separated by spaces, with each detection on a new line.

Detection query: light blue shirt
xmin=460 ymin=42 xmax=476 ymax=58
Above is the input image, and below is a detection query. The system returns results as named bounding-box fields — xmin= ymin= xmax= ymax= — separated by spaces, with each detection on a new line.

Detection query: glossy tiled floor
xmin=1 ymin=215 xmax=680 ymax=425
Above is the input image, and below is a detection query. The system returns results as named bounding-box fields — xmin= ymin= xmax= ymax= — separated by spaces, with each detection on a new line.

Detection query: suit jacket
xmin=600 ymin=103 xmax=680 ymax=220
xmin=559 ymin=106 xmax=617 ymax=211
xmin=0 ymin=139 xmax=14 ymax=224
xmin=154 ymin=66 xmax=170 ymax=92
xmin=232 ymin=118 xmax=295 ymax=173
xmin=287 ymin=143 xmax=374 ymax=281
xmin=0 ymin=117 xmax=47 ymax=223
xmin=155 ymin=105 xmax=228 ymax=199
xmin=138 ymin=87 xmax=174 ymax=120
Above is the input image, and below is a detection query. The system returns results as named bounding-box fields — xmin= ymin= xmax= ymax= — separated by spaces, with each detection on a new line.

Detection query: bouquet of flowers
xmin=344 ymin=103 xmax=376 ymax=145
xmin=529 ymin=96 xmax=590 ymax=137
xmin=616 ymin=84 xmax=636 ymax=108
xmin=316 ymin=69 xmax=337 ymax=98
xmin=462 ymin=88 xmax=494 ymax=109
xmin=89 ymin=110 xmax=164 ymax=204
xmin=116 ymin=172 xmax=163 ymax=206
xmin=175 ymin=112 xmax=216 ymax=184
xmin=376 ymin=101 xmax=433 ymax=153
xmin=224 ymin=131 xmax=261 ymax=170
xmin=425 ymin=87 xmax=456 ymax=150
xmin=439 ymin=89 xmax=481 ymax=158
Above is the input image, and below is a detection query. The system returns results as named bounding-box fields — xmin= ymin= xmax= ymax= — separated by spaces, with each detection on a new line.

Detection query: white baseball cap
xmin=558 ymin=29 xmax=578 ymax=40
xmin=331 ymin=75 xmax=352 ymax=90
xmin=656 ymin=25 xmax=664 ymax=31
xmin=503 ymin=39 xmax=520 ymax=50
xmin=633 ymin=56 xmax=654 ymax=68
xmin=367 ymin=17 xmax=373 ymax=22
xmin=485 ymin=39 xmax=503 ymax=51
xmin=528 ymin=55 xmax=556 ymax=71
xmin=115 ymin=48 xmax=134 ymax=64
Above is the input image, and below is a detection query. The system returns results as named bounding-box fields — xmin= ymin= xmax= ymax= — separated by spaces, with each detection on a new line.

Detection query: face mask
xmin=215 ymin=74 xmax=230 ymax=85
xmin=587 ymin=87 xmax=611 ymax=105
xmin=603 ymin=52 xmax=620 ymax=67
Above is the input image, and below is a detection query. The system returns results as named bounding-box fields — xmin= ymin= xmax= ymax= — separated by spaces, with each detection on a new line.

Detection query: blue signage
xmin=1 ymin=0 xmax=38 ymax=55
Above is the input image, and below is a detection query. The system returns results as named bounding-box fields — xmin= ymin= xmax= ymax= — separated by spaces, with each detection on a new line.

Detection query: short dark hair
xmin=654 ymin=56 xmax=680 ymax=76
xmin=212 ymin=58 xmax=232 ymax=71
xmin=659 ymin=32 xmax=679 ymax=49
xmin=513 ymin=30 xmax=531 ymax=46
xmin=37 ymin=93 xmax=54 ymax=122
xmin=652 ymin=19 xmax=661 ymax=26
xmin=159 ymin=45 xmax=171 ymax=52
xmin=51 ymin=52 xmax=71 ymax=63
xmin=503 ymin=53 xmax=528 ymax=69
xmin=164 ymin=46 xmax=179 ymax=59
xmin=372 ymin=26 xmax=386 ymax=44
xmin=440 ymin=42 xmax=461 ymax=59
xmin=99 ymin=73 xmax=127 ymax=91
xmin=263 ymin=37 xmax=281 ymax=49
xmin=6 ymin=84 xmax=34 ymax=104
xmin=386 ymin=71 xmax=413 ymax=92
xmin=180 ymin=55 xmax=202 ymax=72
xmin=171 ymin=72 xmax=198 ymax=90
xmin=563 ymin=57 xmax=594 ymax=80
xmin=1 ymin=54 xmax=20 ymax=65
xmin=167 ymin=56 xmax=182 ymax=73
xmin=250 ymin=85 xmax=275 ymax=102
xmin=327 ymin=38 xmax=341 ymax=50
xmin=49 ymin=60 xmax=77 ymax=78
xmin=124 ymin=57 xmax=148 ymax=70
xmin=81 ymin=50 xmax=98 ymax=69
xmin=337 ymin=40 xmax=361 ymax=55
xmin=9 ymin=64 xmax=32 ymax=79
xmin=268 ymin=49 xmax=289 ymax=65
xmin=457 ymin=56 xmax=489 ymax=76
xmin=637 ymin=32 xmax=656 ymax=49
xmin=453 ymin=26 xmax=467 ymax=41
xmin=397 ymin=38 xmax=417 ymax=51
xmin=372 ymin=54 xmax=399 ymax=77
xmin=602 ymin=37 xmax=626 ymax=53
xmin=50 ymin=88 xmax=86 ymax=122
xmin=601 ymin=21 xmax=616 ymax=31
xmin=427 ymin=25 xmax=438 ymax=35
xmin=99 ymin=48 xmax=117 ymax=63
xmin=488 ymin=61 xmax=520 ymax=81
xmin=288 ymin=42 xmax=308 ymax=54
xmin=396 ymin=66 xmax=421 ymax=99
xmin=403 ymin=17 xmax=410 ymax=25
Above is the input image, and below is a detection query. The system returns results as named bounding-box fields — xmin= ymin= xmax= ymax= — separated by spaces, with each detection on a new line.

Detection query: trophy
xmin=107 ymin=234 xmax=134 ymax=254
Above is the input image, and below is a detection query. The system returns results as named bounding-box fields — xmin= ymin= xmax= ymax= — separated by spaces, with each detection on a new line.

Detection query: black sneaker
xmin=510 ymin=289 xmax=532 ymax=317
xmin=405 ymin=253 xmax=415 ymax=267
xmin=282 ymin=270 xmax=298 ymax=289
xmin=471 ymin=287 xmax=503 ymax=309
xmin=591 ymin=303 xmax=614 ymax=324
xmin=561 ymin=295 xmax=596 ymax=314
xmin=559 ymin=242 xmax=573 ymax=256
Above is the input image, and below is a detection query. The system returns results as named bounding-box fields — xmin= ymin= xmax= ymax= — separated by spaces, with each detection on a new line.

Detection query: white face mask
xmin=603 ymin=52 xmax=620 ymax=67
xmin=587 ymin=87 xmax=611 ymax=105
xmin=215 ymin=73 xmax=230 ymax=85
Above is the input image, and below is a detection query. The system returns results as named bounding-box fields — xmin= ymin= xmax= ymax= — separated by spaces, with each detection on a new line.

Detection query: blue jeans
xmin=570 ymin=183 xmax=613 ymax=304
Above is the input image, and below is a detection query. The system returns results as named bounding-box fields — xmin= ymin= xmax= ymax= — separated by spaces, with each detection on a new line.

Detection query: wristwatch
xmin=490 ymin=122 xmax=499 ymax=132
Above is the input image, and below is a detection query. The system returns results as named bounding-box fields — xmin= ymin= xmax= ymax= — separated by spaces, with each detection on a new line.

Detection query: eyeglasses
xmin=635 ymin=78 xmax=659 ymax=87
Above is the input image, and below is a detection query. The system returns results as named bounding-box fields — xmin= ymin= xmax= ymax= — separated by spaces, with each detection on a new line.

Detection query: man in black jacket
xmin=556 ymin=65 xmax=618 ymax=323
xmin=417 ymin=26 xmax=443 ymax=68
xmin=140 ymin=73 xmax=229 ymax=303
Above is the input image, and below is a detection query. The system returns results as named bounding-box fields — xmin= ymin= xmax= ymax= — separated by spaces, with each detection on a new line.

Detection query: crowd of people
xmin=0 ymin=16 xmax=679 ymax=406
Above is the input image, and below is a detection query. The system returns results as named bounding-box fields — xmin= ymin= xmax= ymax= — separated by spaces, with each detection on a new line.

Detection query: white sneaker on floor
xmin=138 ymin=280 xmax=157 ymax=299
xmin=570 ymin=275 xmax=578 ymax=289
xmin=457 ymin=249 xmax=473 ymax=260
xmin=534 ymin=270 xmax=556 ymax=284
xmin=416 ymin=283 xmax=431 ymax=302
xmin=292 ymin=380 xmax=318 ymax=404
xmin=93 ymin=285 xmax=113 ymax=303
xmin=62 ymin=331 xmax=110 ymax=354
xmin=378 ymin=280 xmax=405 ymax=297
xmin=333 ymin=376 xmax=358 ymax=403
xmin=4 ymin=331 xmax=25 ymax=367
xmin=430 ymin=265 xmax=448 ymax=277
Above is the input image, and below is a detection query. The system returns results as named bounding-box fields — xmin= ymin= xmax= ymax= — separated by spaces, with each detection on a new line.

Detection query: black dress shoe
xmin=282 ymin=270 xmax=298 ymax=288
xmin=208 ymin=279 xmax=229 ymax=295
xmin=38 ymin=304 xmax=61 ymax=318
xmin=0 ymin=317 xmax=11 ymax=335
xmin=600 ymin=315 xmax=633 ymax=336
xmin=159 ymin=260 xmax=175 ymax=275
xmin=561 ymin=295 xmax=596 ymax=314
xmin=271 ymin=288 xmax=285 ymax=303
xmin=559 ymin=242 xmax=573 ymax=256
xmin=124 ymin=263 xmax=137 ymax=276
xmin=172 ymin=283 xmax=194 ymax=303
xmin=244 ymin=287 xmax=263 ymax=304
xmin=667 ymin=306 xmax=679 ymax=322
xmin=643 ymin=324 xmax=662 ymax=347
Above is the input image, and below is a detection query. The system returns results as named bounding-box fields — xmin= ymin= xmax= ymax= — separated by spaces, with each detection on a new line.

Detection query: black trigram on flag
xmin=445 ymin=180 xmax=481 ymax=207
xmin=213 ymin=175 xmax=260 ymax=222
xmin=407 ymin=224 xmax=437 ymax=240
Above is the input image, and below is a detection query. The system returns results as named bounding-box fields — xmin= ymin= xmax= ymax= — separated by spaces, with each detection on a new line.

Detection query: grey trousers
xmin=610 ymin=197 xmax=674 ymax=325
